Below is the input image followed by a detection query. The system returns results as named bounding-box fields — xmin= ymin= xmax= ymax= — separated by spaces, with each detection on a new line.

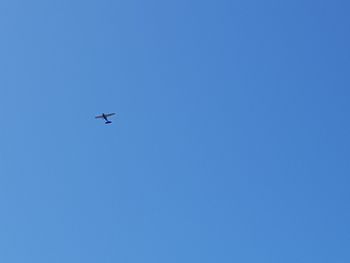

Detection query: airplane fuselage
xmin=102 ymin=114 xmax=112 ymax=124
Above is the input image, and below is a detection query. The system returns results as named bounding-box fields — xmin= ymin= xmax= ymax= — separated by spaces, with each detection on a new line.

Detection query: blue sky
xmin=0 ymin=0 xmax=349 ymax=262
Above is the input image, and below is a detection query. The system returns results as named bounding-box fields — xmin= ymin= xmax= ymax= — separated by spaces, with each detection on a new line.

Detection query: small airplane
xmin=95 ymin=113 xmax=116 ymax=124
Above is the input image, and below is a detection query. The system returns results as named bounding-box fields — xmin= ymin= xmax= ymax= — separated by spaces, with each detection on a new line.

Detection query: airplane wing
xmin=104 ymin=113 xmax=116 ymax=117
xmin=95 ymin=115 xmax=104 ymax=119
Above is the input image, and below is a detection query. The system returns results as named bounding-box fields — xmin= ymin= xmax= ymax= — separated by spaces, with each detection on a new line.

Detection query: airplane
xmin=95 ymin=113 xmax=116 ymax=124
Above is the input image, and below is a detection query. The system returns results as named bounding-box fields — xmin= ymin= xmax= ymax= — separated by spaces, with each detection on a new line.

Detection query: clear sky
xmin=0 ymin=0 xmax=349 ymax=262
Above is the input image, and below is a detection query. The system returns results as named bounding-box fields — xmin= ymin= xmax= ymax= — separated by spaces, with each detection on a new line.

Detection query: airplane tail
xmin=105 ymin=121 xmax=112 ymax=124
